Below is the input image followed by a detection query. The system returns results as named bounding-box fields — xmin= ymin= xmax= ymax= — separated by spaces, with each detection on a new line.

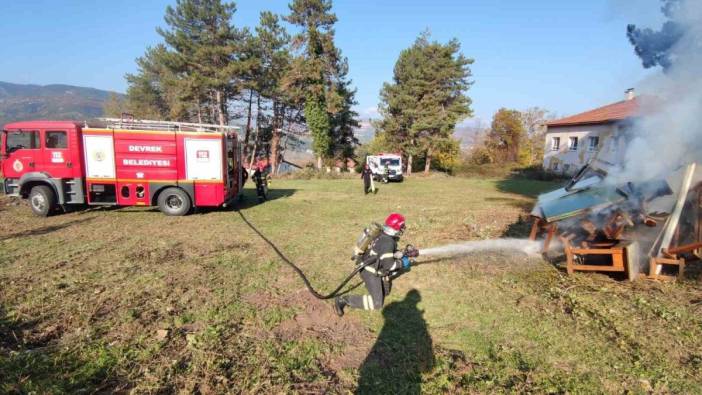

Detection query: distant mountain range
xmin=354 ymin=119 xmax=484 ymax=150
xmin=0 ymin=81 xmax=122 ymax=127
xmin=0 ymin=80 xmax=483 ymax=151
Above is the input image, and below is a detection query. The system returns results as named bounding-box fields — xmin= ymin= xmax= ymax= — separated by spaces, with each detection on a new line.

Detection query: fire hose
xmin=236 ymin=210 xmax=417 ymax=300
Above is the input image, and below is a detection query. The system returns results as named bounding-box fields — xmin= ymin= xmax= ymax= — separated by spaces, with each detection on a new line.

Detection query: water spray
xmin=418 ymin=238 xmax=542 ymax=259
xmin=239 ymin=210 xmax=541 ymax=300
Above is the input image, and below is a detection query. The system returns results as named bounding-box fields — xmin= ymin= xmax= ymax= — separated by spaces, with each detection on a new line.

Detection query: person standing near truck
xmin=252 ymin=165 xmax=268 ymax=202
xmin=361 ymin=163 xmax=373 ymax=194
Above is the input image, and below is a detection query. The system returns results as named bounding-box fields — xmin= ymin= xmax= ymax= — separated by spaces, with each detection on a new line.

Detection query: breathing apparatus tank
xmin=352 ymin=222 xmax=383 ymax=262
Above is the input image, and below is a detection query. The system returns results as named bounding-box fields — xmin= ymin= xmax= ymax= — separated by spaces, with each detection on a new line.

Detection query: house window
xmin=551 ymin=137 xmax=560 ymax=151
xmin=569 ymin=137 xmax=578 ymax=151
xmin=588 ymin=136 xmax=599 ymax=151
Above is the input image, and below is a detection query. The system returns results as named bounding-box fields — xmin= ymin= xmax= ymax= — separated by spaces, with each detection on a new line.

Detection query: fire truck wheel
xmin=157 ymin=187 xmax=191 ymax=216
xmin=29 ymin=185 xmax=56 ymax=217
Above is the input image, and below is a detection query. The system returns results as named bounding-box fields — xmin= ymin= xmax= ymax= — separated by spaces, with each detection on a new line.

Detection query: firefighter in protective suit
xmin=334 ymin=213 xmax=417 ymax=316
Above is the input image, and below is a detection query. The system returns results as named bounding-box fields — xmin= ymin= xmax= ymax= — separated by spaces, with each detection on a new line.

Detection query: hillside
xmin=0 ymin=81 xmax=122 ymax=126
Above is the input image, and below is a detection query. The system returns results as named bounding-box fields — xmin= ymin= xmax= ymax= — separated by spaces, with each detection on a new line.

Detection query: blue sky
xmin=0 ymin=0 xmax=664 ymax=124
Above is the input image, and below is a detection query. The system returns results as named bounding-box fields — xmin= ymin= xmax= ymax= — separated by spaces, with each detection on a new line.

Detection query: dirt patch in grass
xmin=242 ymin=284 xmax=376 ymax=372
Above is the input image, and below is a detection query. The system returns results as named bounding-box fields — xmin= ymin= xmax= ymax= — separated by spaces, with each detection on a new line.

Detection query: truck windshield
xmin=380 ymin=159 xmax=400 ymax=166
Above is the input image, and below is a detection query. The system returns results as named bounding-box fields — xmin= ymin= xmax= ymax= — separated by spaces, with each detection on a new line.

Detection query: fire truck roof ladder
xmin=94 ymin=117 xmax=242 ymax=134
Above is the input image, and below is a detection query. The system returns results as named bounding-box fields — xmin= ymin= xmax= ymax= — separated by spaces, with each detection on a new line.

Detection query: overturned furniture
xmin=530 ymin=162 xmax=701 ymax=281
xmin=560 ymin=236 xmax=639 ymax=281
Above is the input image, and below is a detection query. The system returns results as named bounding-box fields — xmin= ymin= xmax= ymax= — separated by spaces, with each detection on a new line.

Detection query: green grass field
xmin=2 ymin=176 xmax=702 ymax=393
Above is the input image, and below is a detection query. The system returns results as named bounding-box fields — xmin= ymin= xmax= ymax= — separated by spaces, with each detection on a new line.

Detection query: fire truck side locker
xmin=83 ymin=131 xmax=118 ymax=204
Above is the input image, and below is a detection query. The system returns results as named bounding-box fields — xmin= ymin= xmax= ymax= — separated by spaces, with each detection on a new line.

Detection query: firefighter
xmin=361 ymin=163 xmax=373 ymax=194
xmin=252 ymin=165 xmax=267 ymax=202
xmin=334 ymin=213 xmax=417 ymax=316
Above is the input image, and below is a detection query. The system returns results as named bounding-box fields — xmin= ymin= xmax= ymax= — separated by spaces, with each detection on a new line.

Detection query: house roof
xmin=547 ymin=97 xmax=641 ymax=128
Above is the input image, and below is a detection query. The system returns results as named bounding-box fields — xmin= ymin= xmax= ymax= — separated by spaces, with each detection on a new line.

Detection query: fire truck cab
xmin=1 ymin=118 xmax=244 ymax=216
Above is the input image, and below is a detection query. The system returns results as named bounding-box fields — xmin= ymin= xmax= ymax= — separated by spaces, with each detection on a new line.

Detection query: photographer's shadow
xmin=356 ymin=289 xmax=434 ymax=395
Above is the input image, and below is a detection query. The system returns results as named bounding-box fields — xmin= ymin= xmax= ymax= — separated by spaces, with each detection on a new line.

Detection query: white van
xmin=366 ymin=153 xmax=403 ymax=182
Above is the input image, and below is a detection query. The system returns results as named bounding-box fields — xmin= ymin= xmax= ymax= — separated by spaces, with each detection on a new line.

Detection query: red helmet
xmin=384 ymin=213 xmax=406 ymax=232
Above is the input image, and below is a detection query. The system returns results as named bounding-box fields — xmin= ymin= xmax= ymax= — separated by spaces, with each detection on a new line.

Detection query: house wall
xmin=542 ymin=123 xmax=621 ymax=175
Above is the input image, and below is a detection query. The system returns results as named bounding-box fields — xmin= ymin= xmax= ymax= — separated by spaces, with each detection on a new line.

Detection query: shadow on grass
xmin=501 ymin=215 xmax=537 ymax=239
xmin=0 ymin=306 xmax=121 ymax=393
xmin=356 ymin=289 xmax=434 ymax=395
xmin=0 ymin=216 xmax=96 ymax=241
xmin=234 ymin=187 xmax=297 ymax=210
xmin=495 ymin=178 xmax=563 ymax=199
xmin=111 ymin=187 xmax=297 ymax=215
xmin=484 ymin=196 xmax=534 ymax=212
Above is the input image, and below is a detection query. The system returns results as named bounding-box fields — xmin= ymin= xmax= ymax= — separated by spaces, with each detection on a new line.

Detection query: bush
xmin=467 ymin=146 xmax=494 ymax=166
xmin=280 ymin=168 xmax=358 ymax=180
xmin=455 ymin=160 xmax=568 ymax=181
xmin=433 ymin=139 xmax=461 ymax=174
xmin=510 ymin=164 xmax=567 ymax=181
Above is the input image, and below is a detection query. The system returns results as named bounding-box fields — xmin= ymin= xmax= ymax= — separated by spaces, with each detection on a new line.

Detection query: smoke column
xmin=608 ymin=0 xmax=702 ymax=186
xmin=419 ymin=239 xmax=542 ymax=258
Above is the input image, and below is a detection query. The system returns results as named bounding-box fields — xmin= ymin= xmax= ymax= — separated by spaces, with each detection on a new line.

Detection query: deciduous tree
xmin=486 ymin=108 xmax=525 ymax=163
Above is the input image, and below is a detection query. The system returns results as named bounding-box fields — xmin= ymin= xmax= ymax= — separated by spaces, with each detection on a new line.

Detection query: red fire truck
xmin=1 ymin=118 xmax=244 ymax=216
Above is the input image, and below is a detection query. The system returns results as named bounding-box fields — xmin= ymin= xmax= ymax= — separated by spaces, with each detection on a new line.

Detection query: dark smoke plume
xmin=607 ymin=0 xmax=702 ymax=186
xmin=627 ymin=0 xmax=684 ymax=71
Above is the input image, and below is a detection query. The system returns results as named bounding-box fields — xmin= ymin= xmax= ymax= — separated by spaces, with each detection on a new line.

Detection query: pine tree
xmin=378 ymin=32 xmax=473 ymax=174
xmin=255 ymin=11 xmax=293 ymax=173
xmin=157 ymin=0 xmax=248 ymax=125
xmin=125 ymin=45 xmax=184 ymax=120
xmin=284 ymin=0 xmax=354 ymax=169
xmin=102 ymin=93 xmax=126 ymax=118
xmin=330 ymin=78 xmax=360 ymax=165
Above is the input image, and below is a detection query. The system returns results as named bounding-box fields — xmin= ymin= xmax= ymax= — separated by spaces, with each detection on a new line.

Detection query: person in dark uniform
xmin=361 ymin=163 xmax=373 ymax=194
xmin=252 ymin=165 xmax=267 ymax=202
xmin=334 ymin=213 xmax=417 ymax=316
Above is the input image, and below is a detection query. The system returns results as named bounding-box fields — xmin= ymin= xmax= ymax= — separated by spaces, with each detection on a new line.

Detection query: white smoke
xmin=419 ymin=239 xmax=542 ymax=258
xmin=606 ymin=0 xmax=702 ymax=186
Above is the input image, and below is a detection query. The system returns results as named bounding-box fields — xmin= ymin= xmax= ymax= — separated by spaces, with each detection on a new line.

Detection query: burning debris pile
xmin=530 ymin=0 xmax=702 ymax=281
xmin=530 ymin=161 xmax=701 ymax=280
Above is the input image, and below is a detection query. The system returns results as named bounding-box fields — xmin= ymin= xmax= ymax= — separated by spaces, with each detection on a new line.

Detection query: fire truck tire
xmin=29 ymin=185 xmax=56 ymax=217
xmin=157 ymin=187 xmax=191 ymax=216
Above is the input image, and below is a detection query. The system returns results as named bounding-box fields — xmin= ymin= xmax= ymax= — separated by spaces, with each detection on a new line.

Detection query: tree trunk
xmin=407 ymin=154 xmax=413 ymax=176
xmin=317 ymin=156 xmax=322 ymax=170
xmin=249 ymin=124 xmax=259 ymax=171
xmin=248 ymin=93 xmax=262 ymax=169
xmin=424 ymin=149 xmax=432 ymax=174
xmin=209 ymin=92 xmax=216 ymax=123
xmin=270 ymin=102 xmax=282 ymax=175
xmin=196 ymin=99 xmax=203 ymax=124
xmin=215 ymin=90 xmax=226 ymax=126
xmin=243 ymin=90 xmax=254 ymax=159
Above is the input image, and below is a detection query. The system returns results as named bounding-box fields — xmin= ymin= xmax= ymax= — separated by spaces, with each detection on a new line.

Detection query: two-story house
xmin=543 ymin=89 xmax=640 ymax=175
